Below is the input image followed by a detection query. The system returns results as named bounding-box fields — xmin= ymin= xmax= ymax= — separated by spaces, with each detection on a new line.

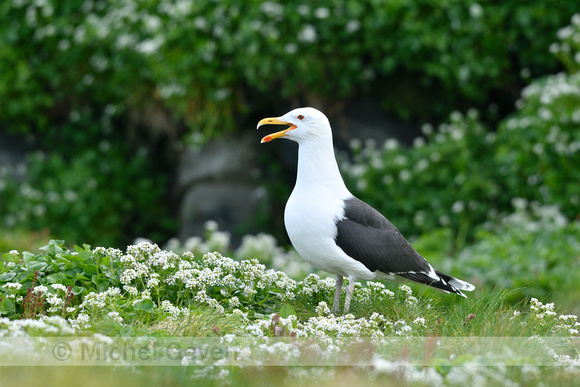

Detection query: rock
xmin=0 ymin=127 xmax=30 ymax=181
xmin=177 ymin=132 xmax=266 ymax=244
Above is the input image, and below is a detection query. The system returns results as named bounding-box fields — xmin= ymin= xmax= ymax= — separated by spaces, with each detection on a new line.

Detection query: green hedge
xmin=1 ymin=0 xmax=577 ymax=134
xmin=342 ymin=13 xmax=580 ymax=245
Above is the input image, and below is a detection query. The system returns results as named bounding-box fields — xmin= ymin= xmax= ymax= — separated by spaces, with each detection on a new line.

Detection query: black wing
xmin=334 ymin=197 xmax=466 ymax=296
xmin=334 ymin=197 xmax=431 ymax=274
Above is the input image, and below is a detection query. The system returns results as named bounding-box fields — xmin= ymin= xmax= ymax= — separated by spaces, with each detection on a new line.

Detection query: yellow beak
xmin=256 ymin=117 xmax=297 ymax=143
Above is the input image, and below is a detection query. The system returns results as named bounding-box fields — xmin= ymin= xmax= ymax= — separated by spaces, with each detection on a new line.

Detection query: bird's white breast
xmin=284 ymin=189 xmax=376 ymax=279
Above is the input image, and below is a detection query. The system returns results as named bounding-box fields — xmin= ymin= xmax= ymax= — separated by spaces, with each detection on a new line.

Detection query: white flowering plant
xmin=1 ymin=4 xmax=578 ymax=250
xmin=0 ymin=123 xmax=172 ymax=248
xmin=1 ymin=237 xmax=580 ymax=385
xmin=342 ymin=108 xmax=498 ymax=247
xmin=342 ymin=14 xmax=580 ymax=250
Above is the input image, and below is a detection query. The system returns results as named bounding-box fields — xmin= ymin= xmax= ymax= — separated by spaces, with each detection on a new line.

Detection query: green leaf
xmin=26 ymin=262 xmax=47 ymax=272
xmin=0 ymin=272 xmax=16 ymax=282
xmin=279 ymin=304 xmax=296 ymax=318
xmin=71 ymin=286 xmax=85 ymax=295
xmin=47 ymin=273 xmax=68 ymax=283
xmin=0 ymin=298 xmax=15 ymax=315
xmin=22 ymin=252 xmax=35 ymax=264
xmin=75 ymin=273 xmax=89 ymax=281
xmin=40 ymin=240 xmax=64 ymax=256
xmin=134 ymin=299 xmax=155 ymax=312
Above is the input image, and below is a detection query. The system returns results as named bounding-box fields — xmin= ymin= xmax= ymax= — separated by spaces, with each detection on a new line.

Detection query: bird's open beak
xmin=256 ymin=117 xmax=297 ymax=143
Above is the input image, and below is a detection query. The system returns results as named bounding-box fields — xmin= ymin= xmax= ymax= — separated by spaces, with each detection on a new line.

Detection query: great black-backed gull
xmin=257 ymin=107 xmax=475 ymax=313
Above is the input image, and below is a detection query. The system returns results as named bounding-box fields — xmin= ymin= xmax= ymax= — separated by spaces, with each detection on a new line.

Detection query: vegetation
xmin=1 ymin=238 xmax=579 ymax=384
xmin=342 ymin=13 xmax=580 ymax=247
xmin=1 ymin=3 xmax=579 ymax=385
xmin=1 ymin=1 xmax=579 ymax=246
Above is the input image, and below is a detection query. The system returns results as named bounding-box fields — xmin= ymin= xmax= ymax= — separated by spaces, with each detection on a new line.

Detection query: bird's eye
xmin=297 ymin=115 xmax=304 ymax=120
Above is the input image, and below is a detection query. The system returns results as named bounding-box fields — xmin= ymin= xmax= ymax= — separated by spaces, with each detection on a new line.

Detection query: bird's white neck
xmin=294 ymin=139 xmax=351 ymax=198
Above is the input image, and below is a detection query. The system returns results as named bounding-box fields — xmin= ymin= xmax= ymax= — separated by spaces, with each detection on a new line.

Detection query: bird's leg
xmin=343 ymin=276 xmax=356 ymax=313
xmin=331 ymin=275 xmax=343 ymax=314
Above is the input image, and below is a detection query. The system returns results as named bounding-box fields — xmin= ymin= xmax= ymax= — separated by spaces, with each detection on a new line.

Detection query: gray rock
xmin=0 ymin=128 xmax=30 ymax=181
xmin=177 ymin=132 xmax=266 ymax=243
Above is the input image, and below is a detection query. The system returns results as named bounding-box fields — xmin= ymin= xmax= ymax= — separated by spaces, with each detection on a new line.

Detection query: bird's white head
xmin=257 ymin=107 xmax=331 ymax=145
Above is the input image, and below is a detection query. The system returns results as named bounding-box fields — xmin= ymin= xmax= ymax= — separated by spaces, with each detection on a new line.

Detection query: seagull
xmin=257 ymin=107 xmax=475 ymax=313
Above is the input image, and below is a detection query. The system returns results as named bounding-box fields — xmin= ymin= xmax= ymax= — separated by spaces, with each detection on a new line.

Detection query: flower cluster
xmin=550 ymin=13 xmax=580 ymax=73
xmin=165 ymin=221 xmax=313 ymax=280
xmin=508 ymin=298 xmax=580 ymax=337
xmin=98 ymin=242 xmax=299 ymax=319
xmin=450 ymin=203 xmax=580 ymax=302
xmin=0 ymin=316 xmax=75 ymax=337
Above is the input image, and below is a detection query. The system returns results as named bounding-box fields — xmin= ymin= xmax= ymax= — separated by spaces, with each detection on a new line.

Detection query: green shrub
xmin=1 ymin=1 xmax=576 ymax=134
xmin=495 ymin=75 xmax=580 ymax=221
xmin=342 ymin=109 xmax=501 ymax=247
xmin=342 ymin=14 xmax=580 ymax=245
xmin=1 ymin=3 xmax=577 ymax=247
xmin=0 ymin=111 xmax=174 ymax=247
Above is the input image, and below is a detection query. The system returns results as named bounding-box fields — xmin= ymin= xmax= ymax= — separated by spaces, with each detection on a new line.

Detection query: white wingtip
xmin=449 ymin=278 xmax=475 ymax=292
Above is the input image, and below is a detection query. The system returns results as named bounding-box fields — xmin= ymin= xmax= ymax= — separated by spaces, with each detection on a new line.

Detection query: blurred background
xmin=1 ymin=1 xmax=579 ymax=308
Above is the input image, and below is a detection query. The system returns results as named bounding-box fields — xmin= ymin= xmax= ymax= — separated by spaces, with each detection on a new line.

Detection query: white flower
xmin=51 ymin=284 xmax=68 ymax=292
xmin=315 ymin=7 xmax=330 ymax=19
xmin=124 ymin=285 xmax=139 ymax=296
xmin=452 ymin=200 xmax=465 ymax=213
xmin=284 ymin=43 xmax=297 ymax=54
xmin=229 ymin=296 xmax=241 ymax=308
xmin=193 ymin=16 xmax=208 ymax=30
xmin=316 ymin=301 xmax=331 ymax=316
xmin=107 ymin=311 xmax=124 ymax=323
xmin=298 ymin=25 xmax=317 ymax=43
xmin=297 ymin=4 xmax=309 ymax=15
xmin=469 ymin=3 xmax=483 ymax=18
xmin=346 ymin=20 xmax=361 ymax=34
xmin=421 ymin=123 xmax=434 ymax=136
xmin=2 ymin=283 xmax=22 ymax=291
xmin=413 ymin=137 xmax=426 ymax=148
xmin=147 ymin=277 xmax=160 ymax=288
xmin=33 ymin=285 xmax=48 ymax=295
xmin=412 ymin=317 xmax=427 ymax=327
xmin=399 ymin=170 xmax=411 ymax=182
xmin=69 ymin=313 xmax=90 ymax=329
xmin=260 ymin=2 xmax=284 ymax=18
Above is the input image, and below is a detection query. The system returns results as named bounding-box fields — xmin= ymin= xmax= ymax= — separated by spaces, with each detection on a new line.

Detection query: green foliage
xmin=551 ymin=13 xmax=580 ymax=74
xmin=495 ymin=72 xmax=580 ymax=221
xmin=0 ymin=0 xmax=576 ymax=134
xmin=1 ymin=239 xmax=580 ymax=384
xmin=0 ymin=3 xmax=577 ymax=247
xmin=0 ymin=113 xmax=174 ymax=247
xmin=343 ymin=14 xmax=580 ymax=246
xmin=343 ymin=110 xmax=500 ymax=247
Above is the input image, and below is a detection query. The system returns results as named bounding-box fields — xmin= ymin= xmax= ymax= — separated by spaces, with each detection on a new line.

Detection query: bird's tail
xmin=398 ymin=270 xmax=475 ymax=298
xmin=434 ymin=269 xmax=475 ymax=296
